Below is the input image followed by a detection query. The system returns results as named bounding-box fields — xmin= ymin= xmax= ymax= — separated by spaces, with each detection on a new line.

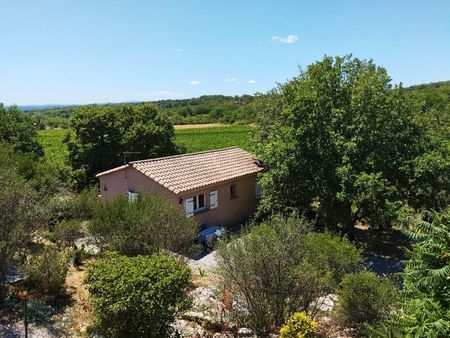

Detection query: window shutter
xmin=255 ymin=181 xmax=262 ymax=199
xmin=209 ymin=190 xmax=218 ymax=209
xmin=185 ymin=197 xmax=194 ymax=217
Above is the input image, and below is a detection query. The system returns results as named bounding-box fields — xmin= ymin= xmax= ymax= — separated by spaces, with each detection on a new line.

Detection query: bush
xmin=303 ymin=232 xmax=363 ymax=290
xmin=280 ymin=312 xmax=318 ymax=338
xmin=338 ymin=271 xmax=398 ymax=325
xmin=85 ymin=253 xmax=191 ymax=338
xmin=217 ymin=214 xmax=362 ymax=334
xmin=52 ymin=220 xmax=82 ymax=247
xmin=45 ymin=188 xmax=98 ymax=224
xmin=22 ymin=247 xmax=69 ymax=296
xmin=89 ymin=192 xmax=198 ymax=256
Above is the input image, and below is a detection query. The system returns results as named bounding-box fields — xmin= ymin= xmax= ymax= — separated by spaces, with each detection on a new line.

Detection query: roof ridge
xmin=130 ymin=146 xmax=242 ymax=164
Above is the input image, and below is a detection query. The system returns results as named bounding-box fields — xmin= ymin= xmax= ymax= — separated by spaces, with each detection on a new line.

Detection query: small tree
xmin=85 ymin=253 xmax=191 ymax=338
xmin=370 ymin=211 xmax=450 ymax=337
xmin=22 ymin=247 xmax=69 ymax=296
xmin=217 ymin=214 xmax=362 ymax=334
xmin=0 ymin=165 xmax=43 ymax=300
xmin=89 ymin=192 xmax=198 ymax=256
xmin=337 ymin=271 xmax=398 ymax=325
xmin=0 ymin=104 xmax=43 ymax=154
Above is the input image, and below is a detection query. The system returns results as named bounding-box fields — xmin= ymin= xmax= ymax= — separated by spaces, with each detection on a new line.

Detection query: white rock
xmin=238 ymin=327 xmax=254 ymax=336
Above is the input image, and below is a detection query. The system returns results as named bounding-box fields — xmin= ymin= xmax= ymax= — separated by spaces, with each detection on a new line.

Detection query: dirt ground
xmin=174 ymin=123 xmax=230 ymax=129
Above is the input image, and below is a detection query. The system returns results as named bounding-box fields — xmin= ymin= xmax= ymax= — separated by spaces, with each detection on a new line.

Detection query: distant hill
xmin=25 ymin=95 xmax=256 ymax=128
xmin=16 ymin=82 xmax=450 ymax=129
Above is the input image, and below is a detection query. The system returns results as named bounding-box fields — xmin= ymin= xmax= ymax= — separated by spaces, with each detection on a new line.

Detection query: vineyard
xmin=37 ymin=124 xmax=253 ymax=168
xmin=38 ymin=129 xmax=70 ymax=169
xmin=174 ymin=125 xmax=253 ymax=153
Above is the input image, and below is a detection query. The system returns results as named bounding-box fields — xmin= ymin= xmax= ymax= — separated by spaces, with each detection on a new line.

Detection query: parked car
xmin=197 ymin=225 xmax=226 ymax=250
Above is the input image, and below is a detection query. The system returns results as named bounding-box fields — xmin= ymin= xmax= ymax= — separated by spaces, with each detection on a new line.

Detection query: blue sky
xmin=1 ymin=0 xmax=449 ymax=105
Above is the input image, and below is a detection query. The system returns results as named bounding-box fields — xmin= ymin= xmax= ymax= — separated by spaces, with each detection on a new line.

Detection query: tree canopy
xmin=0 ymin=103 xmax=43 ymax=154
xmin=66 ymin=103 xmax=180 ymax=189
xmin=254 ymin=56 xmax=450 ymax=237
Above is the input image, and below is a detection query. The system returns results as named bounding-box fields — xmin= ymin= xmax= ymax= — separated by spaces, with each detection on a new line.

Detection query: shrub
xmin=280 ymin=312 xmax=318 ymax=338
xmin=22 ymin=247 xmax=69 ymax=296
xmin=304 ymin=232 xmax=363 ymax=290
xmin=89 ymin=192 xmax=198 ymax=256
xmin=217 ymin=214 xmax=362 ymax=334
xmin=52 ymin=219 xmax=82 ymax=247
xmin=338 ymin=271 xmax=398 ymax=325
xmin=85 ymin=253 xmax=191 ymax=338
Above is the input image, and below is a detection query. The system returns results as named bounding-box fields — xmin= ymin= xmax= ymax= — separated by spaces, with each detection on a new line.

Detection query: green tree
xmin=0 ymin=103 xmax=43 ymax=154
xmin=85 ymin=253 xmax=191 ymax=338
xmin=217 ymin=214 xmax=362 ymax=334
xmin=89 ymin=192 xmax=198 ymax=256
xmin=66 ymin=103 xmax=179 ymax=189
xmin=369 ymin=210 xmax=450 ymax=337
xmin=254 ymin=56 xmax=450 ymax=238
xmin=0 ymin=103 xmax=43 ymax=155
xmin=0 ymin=164 xmax=43 ymax=300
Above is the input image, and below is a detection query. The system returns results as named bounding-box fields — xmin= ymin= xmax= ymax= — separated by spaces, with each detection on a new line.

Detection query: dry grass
xmin=174 ymin=123 xmax=231 ymax=129
xmin=63 ymin=261 xmax=93 ymax=336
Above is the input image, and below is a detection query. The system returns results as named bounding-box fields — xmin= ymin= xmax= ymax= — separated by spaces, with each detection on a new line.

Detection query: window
xmin=127 ymin=190 xmax=138 ymax=202
xmin=230 ymin=184 xmax=237 ymax=198
xmin=193 ymin=194 xmax=205 ymax=211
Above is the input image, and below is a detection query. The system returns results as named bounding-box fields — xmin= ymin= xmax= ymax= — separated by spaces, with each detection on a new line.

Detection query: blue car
xmin=197 ymin=225 xmax=226 ymax=249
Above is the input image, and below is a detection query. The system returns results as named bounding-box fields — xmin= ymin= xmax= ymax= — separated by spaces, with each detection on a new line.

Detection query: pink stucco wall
xmin=98 ymin=167 xmax=259 ymax=227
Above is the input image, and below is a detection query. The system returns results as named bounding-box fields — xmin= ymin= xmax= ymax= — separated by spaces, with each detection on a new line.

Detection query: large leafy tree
xmin=0 ymin=103 xmax=43 ymax=154
xmin=66 ymin=103 xmax=179 ymax=189
xmin=254 ymin=56 xmax=450 ymax=237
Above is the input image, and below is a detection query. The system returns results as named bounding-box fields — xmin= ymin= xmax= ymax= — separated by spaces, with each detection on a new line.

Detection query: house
xmin=96 ymin=147 xmax=265 ymax=227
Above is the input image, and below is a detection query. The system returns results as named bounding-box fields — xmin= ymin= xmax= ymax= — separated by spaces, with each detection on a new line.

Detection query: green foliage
xmin=217 ymin=214 xmax=362 ymax=334
xmin=338 ymin=271 xmax=398 ymax=325
xmin=391 ymin=211 xmax=450 ymax=337
xmin=66 ymin=103 xmax=180 ymax=189
xmin=303 ymin=232 xmax=363 ymax=291
xmin=254 ymin=56 xmax=450 ymax=237
xmin=0 ymin=103 xmax=43 ymax=154
xmin=22 ymin=247 xmax=69 ymax=296
xmin=175 ymin=125 xmax=253 ymax=152
xmin=0 ymin=142 xmax=61 ymax=194
xmin=52 ymin=220 xmax=82 ymax=248
xmin=38 ymin=125 xmax=253 ymax=171
xmin=26 ymin=94 xmax=256 ymax=128
xmin=89 ymin=192 xmax=198 ymax=256
xmin=85 ymin=253 xmax=191 ymax=338
xmin=279 ymin=312 xmax=318 ymax=338
xmin=0 ymin=160 xmax=44 ymax=300
xmin=37 ymin=129 xmax=70 ymax=172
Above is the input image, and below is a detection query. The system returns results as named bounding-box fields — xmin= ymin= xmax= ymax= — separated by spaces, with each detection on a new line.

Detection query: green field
xmin=174 ymin=125 xmax=253 ymax=153
xmin=38 ymin=125 xmax=253 ymax=167
xmin=38 ymin=129 xmax=70 ymax=169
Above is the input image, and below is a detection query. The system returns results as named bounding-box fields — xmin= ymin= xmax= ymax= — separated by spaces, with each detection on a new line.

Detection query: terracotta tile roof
xmin=96 ymin=147 xmax=264 ymax=194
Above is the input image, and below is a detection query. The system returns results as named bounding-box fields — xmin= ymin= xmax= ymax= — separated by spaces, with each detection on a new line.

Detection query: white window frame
xmin=193 ymin=193 xmax=206 ymax=212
